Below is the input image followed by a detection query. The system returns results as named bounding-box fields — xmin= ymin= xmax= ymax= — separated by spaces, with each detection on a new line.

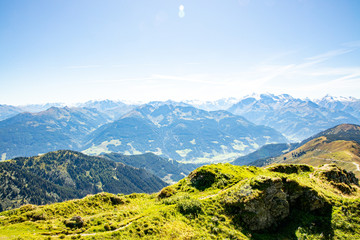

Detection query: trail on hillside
xmin=80 ymin=221 xmax=135 ymax=237
xmin=44 ymin=215 xmax=144 ymax=238
xmin=313 ymin=157 xmax=360 ymax=172
xmin=199 ymin=189 xmax=226 ymax=200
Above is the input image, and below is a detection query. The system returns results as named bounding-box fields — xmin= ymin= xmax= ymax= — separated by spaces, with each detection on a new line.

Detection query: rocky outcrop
xmin=189 ymin=167 xmax=233 ymax=190
xmin=267 ymin=164 xmax=313 ymax=174
xmin=315 ymin=164 xmax=358 ymax=185
xmin=222 ymin=176 xmax=329 ymax=231
xmin=315 ymin=164 xmax=359 ymax=194
xmin=189 ymin=168 xmax=217 ymax=190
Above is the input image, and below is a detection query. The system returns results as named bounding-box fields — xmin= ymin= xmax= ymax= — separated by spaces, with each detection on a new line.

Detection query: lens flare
xmin=179 ymin=4 xmax=185 ymax=18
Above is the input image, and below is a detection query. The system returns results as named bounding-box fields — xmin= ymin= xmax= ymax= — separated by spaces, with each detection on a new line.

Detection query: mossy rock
xmin=282 ymin=178 xmax=329 ymax=211
xmin=110 ymin=195 xmax=126 ymax=205
xmin=188 ymin=168 xmax=217 ymax=190
xmin=250 ymin=176 xmax=283 ymax=191
xmin=158 ymin=186 xmax=177 ymax=199
xmin=315 ymin=164 xmax=359 ymax=194
xmin=188 ymin=165 xmax=235 ymax=190
xmin=64 ymin=216 xmax=84 ymax=228
xmin=18 ymin=204 xmax=38 ymax=214
xmin=223 ymin=177 xmax=289 ymax=231
xmin=267 ymin=164 xmax=313 ymax=174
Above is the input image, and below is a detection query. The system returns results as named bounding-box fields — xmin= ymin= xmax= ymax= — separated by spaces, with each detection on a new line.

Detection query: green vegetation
xmin=0 ymin=150 xmax=167 ymax=211
xmin=0 ymin=163 xmax=359 ymax=239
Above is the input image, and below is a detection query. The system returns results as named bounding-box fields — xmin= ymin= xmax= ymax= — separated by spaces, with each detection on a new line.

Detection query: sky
xmin=1 ymin=0 xmax=360 ymax=105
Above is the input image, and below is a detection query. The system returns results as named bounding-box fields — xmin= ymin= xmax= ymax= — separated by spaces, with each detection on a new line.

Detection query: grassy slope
xmin=273 ymin=137 xmax=360 ymax=179
xmin=0 ymin=150 xmax=167 ymax=211
xmin=0 ymin=163 xmax=359 ymax=240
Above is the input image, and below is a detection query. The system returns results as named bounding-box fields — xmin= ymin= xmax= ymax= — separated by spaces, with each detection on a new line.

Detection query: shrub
xmin=158 ymin=186 xmax=177 ymax=199
xmin=104 ymin=223 xmax=111 ymax=231
xmin=26 ymin=209 xmax=48 ymax=221
xmin=176 ymin=198 xmax=202 ymax=216
xmin=110 ymin=196 xmax=125 ymax=205
xmin=64 ymin=216 xmax=84 ymax=228
xmin=163 ymin=193 xmax=190 ymax=205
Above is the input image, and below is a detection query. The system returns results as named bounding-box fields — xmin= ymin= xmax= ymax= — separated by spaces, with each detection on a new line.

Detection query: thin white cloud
xmin=56 ymin=43 xmax=360 ymax=102
xmin=305 ymin=48 xmax=354 ymax=63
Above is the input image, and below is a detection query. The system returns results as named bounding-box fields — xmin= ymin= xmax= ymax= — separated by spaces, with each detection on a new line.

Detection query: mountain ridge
xmin=83 ymin=103 xmax=287 ymax=163
xmin=252 ymin=124 xmax=360 ymax=178
xmin=0 ymin=150 xmax=167 ymax=211
xmin=227 ymin=93 xmax=360 ymax=141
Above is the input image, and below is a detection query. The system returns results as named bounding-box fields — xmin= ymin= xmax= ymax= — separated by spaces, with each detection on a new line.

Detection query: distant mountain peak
xmin=326 ymin=123 xmax=360 ymax=134
xmin=147 ymin=100 xmax=190 ymax=108
xmin=320 ymin=94 xmax=358 ymax=102
xmin=240 ymin=93 xmax=294 ymax=102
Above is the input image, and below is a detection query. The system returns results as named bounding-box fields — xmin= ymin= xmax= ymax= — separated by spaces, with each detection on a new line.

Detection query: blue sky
xmin=1 ymin=0 xmax=360 ymax=105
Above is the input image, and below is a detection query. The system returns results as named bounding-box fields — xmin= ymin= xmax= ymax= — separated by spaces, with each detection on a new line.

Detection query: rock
xmin=315 ymin=164 xmax=358 ymax=185
xmin=267 ymin=164 xmax=313 ymax=174
xmin=315 ymin=164 xmax=359 ymax=194
xmin=223 ymin=176 xmax=329 ymax=231
xmin=282 ymin=178 xmax=327 ymax=211
xmin=158 ymin=186 xmax=177 ymax=199
xmin=188 ymin=168 xmax=217 ymax=190
xmin=223 ymin=177 xmax=289 ymax=231
xmin=64 ymin=216 xmax=84 ymax=228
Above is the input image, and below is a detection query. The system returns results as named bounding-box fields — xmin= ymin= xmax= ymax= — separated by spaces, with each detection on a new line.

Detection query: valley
xmin=1 ymin=96 xmax=360 ymax=239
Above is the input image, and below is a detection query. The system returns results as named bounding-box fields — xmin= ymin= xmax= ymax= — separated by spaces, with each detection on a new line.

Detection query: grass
xmin=0 ymin=163 xmax=359 ymax=239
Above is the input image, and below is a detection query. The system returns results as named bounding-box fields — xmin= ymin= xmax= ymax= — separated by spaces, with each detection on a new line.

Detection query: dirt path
xmin=46 ymin=215 xmax=144 ymax=238
xmin=199 ymin=189 xmax=226 ymax=200
xmin=314 ymin=157 xmax=360 ymax=172
xmin=80 ymin=221 xmax=135 ymax=236
xmin=353 ymin=162 xmax=360 ymax=171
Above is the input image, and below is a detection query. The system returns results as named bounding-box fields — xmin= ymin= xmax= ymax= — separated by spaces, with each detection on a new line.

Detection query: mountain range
xmin=228 ymin=93 xmax=360 ymax=142
xmin=315 ymin=95 xmax=360 ymax=119
xmin=83 ymin=102 xmax=287 ymax=163
xmin=76 ymin=100 xmax=137 ymax=121
xmin=0 ymin=107 xmax=111 ymax=160
xmin=1 ymin=94 xmax=360 ymax=162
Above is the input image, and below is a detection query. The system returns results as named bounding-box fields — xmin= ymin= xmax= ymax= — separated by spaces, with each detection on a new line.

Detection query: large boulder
xmin=222 ymin=176 xmax=329 ymax=231
xmin=223 ymin=177 xmax=289 ymax=231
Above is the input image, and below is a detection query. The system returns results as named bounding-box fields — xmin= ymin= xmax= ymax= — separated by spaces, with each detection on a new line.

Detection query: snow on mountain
xmin=228 ymin=94 xmax=360 ymax=142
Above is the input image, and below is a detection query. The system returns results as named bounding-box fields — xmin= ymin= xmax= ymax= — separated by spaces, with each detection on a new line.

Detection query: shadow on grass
xmin=238 ymin=204 xmax=334 ymax=240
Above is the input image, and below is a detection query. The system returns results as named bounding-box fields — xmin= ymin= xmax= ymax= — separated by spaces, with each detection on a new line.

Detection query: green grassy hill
xmin=0 ymin=163 xmax=359 ymax=239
